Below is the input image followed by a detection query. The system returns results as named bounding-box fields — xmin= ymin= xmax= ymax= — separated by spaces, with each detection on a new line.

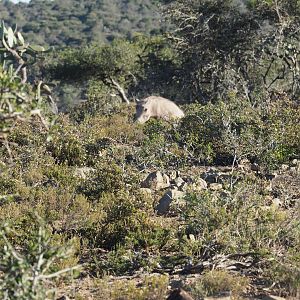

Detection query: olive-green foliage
xmin=81 ymin=80 xmax=123 ymax=116
xmin=180 ymin=185 xmax=291 ymax=255
xmin=133 ymin=97 xmax=300 ymax=170
xmin=165 ymin=98 xmax=296 ymax=170
xmin=268 ymin=253 xmax=300 ymax=296
xmin=86 ymin=191 xmax=174 ymax=252
xmin=47 ymin=116 xmax=86 ymax=166
xmin=46 ymin=35 xmax=180 ymax=111
xmin=0 ymin=66 xmax=35 ymax=137
xmin=1 ymin=96 xmax=300 ymax=295
xmin=75 ymin=275 xmax=169 ymax=300
xmin=179 ymin=182 xmax=300 ymax=295
xmin=0 ymin=111 xmax=176 ymax=276
xmin=165 ymin=0 xmax=300 ymax=102
xmin=189 ymin=270 xmax=249 ymax=299
xmin=0 ymin=0 xmax=165 ymax=46
xmin=0 ymin=221 xmax=79 ymax=300
xmin=137 ymin=119 xmax=180 ymax=168
xmin=47 ymin=39 xmax=142 ymax=83
xmin=0 ymin=21 xmax=51 ymax=143
xmin=129 ymin=34 xmax=182 ymax=101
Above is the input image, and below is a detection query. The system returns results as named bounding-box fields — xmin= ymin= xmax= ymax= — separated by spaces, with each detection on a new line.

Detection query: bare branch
xmin=108 ymin=76 xmax=130 ymax=104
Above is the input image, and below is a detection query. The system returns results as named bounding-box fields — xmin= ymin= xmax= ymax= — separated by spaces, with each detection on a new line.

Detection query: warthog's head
xmin=134 ymin=100 xmax=151 ymax=124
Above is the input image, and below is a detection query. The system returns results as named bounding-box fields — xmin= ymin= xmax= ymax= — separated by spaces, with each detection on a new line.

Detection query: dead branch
xmin=108 ymin=76 xmax=130 ymax=104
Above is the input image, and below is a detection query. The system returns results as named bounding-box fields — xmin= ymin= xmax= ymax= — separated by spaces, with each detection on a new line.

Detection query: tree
xmin=46 ymin=35 xmax=180 ymax=110
xmin=164 ymin=0 xmax=300 ymax=103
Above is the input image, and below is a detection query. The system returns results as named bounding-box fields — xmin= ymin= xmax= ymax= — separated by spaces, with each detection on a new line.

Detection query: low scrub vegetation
xmin=1 ymin=1 xmax=299 ymax=298
xmin=1 ymin=99 xmax=300 ymax=297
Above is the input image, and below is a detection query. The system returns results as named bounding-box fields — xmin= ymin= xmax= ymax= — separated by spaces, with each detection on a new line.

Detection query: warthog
xmin=134 ymin=96 xmax=185 ymax=124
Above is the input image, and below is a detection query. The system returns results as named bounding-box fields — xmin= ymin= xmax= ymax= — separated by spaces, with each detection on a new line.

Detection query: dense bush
xmin=164 ymin=0 xmax=300 ymax=102
xmin=131 ymin=97 xmax=300 ymax=170
xmin=0 ymin=221 xmax=79 ymax=299
xmin=46 ymin=35 xmax=180 ymax=110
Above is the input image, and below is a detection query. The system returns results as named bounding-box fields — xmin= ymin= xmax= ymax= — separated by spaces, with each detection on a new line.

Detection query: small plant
xmin=75 ymin=274 xmax=169 ymax=300
xmin=189 ymin=270 xmax=249 ymax=299
xmin=0 ymin=21 xmax=53 ymax=161
xmin=0 ymin=220 xmax=80 ymax=300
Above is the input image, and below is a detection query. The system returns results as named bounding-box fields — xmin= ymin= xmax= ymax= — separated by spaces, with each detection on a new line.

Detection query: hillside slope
xmin=0 ymin=0 xmax=164 ymax=46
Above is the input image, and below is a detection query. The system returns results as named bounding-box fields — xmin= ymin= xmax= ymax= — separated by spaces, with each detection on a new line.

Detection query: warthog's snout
xmin=134 ymin=104 xmax=150 ymax=123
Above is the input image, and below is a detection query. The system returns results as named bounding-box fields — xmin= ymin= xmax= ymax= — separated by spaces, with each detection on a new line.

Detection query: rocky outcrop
xmin=142 ymin=171 xmax=170 ymax=190
xmin=155 ymin=189 xmax=185 ymax=215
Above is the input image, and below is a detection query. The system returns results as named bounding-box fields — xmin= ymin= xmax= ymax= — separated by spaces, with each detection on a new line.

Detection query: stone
xmin=194 ymin=178 xmax=208 ymax=190
xmin=155 ymin=189 xmax=185 ymax=215
xmin=272 ymin=198 xmax=282 ymax=207
xmin=201 ymin=168 xmax=219 ymax=183
xmin=281 ymin=164 xmax=289 ymax=171
xmin=209 ymin=183 xmax=223 ymax=191
xmin=174 ymin=177 xmax=185 ymax=188
xmin=142 ymin=171 xmax=170 ymax=191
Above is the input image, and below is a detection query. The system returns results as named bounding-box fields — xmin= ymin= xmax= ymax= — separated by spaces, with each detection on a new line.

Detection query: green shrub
xmin=178 ymin=98 xmax=300 ymax=170
xmin=47 ymin=116 xmax=86 ymax=166
xmin=189 ymin=270 xmax=249 ymax=299
xmin=86 ymin=190 xmax=155 ymax=250
xmin=0 ymin=221 xmax=79 ymax=300
xmin=75 ymin=275 xmax=169 ymax=300
xmin=179 ymin=180 xmax=295 ymax=257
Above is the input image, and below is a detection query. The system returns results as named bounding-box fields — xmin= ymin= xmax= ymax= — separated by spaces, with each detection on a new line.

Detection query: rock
xmin=142 ymin=171 xmax=170 ymax=191
xmin=291 ymin=158 xmax=298 ymax=166
xmin=174 ymin=177 xmax=185 ymax=188
xmin=155 ymin=189 xmax=185 ymax=215
xmin=272 ymin=198 xmax=282 ymax=207
xmin=74 ymin=167 xmax=95 ymax=179
xmin=170 ymin=170 xmax=180 ymax=180
xmin=167 ymin=288 xmax=194 ymax=300
xmin=186 ymin=179 xmax=208 ymax=193
xmin=194 ymin=178 xmax=208 ymax=190
xmin=201 ymin=168 xmax=219 ymax=183
xmin=290 ymin=159 xmax=300 ymax=173
xmin=209 ymin=183 xmax=223 ymax=191
xmin=281 ymin=164 xmax=289 ymax=171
